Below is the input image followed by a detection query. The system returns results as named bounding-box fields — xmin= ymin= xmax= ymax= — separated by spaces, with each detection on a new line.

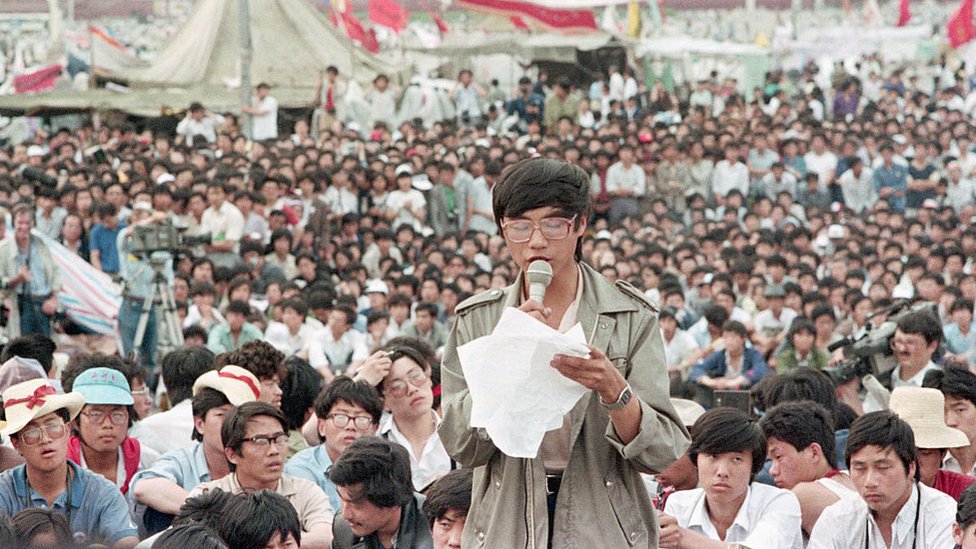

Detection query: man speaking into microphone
xmin=440 ymin=157 xmax=690 ymax=548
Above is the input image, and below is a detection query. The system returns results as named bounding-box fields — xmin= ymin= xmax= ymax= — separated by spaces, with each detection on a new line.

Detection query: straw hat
xmin=0 ymin=379 xmax=85 ymax=436
xmin=671 ymin=398 xmax=706 ymax=428
xmin=889 ymin=387 xmax=969 ymax=449
xmin=192 ymin=366 xmax=261 ymax=406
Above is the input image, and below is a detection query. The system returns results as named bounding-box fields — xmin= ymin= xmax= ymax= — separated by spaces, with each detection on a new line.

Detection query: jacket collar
xmin=504 ymin=262 xmax=638 ymax=318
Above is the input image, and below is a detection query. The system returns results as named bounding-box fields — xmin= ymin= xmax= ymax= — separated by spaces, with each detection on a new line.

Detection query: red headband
xmin=218 ymin=371 xmax=261 ymax=400
xmin=4 ymin=385 xmax=56 ymax=410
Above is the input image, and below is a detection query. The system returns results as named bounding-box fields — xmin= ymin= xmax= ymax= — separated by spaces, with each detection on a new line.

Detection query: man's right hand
xmin=657 ymin=511 xmax=683 ymax=547
xmin=354 ymin=351 xmax=394 ymax=386
xmin=519 ymin=300 xmax=551 ymax=325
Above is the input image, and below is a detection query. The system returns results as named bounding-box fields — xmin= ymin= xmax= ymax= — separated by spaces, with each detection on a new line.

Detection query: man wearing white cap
xmin=130 ymin=365 xmax=260 ymax=530
xmin=889 ymin=386 xmax=974 ymax=501
xmin=0 ymin=379 xmax=138 ymax=548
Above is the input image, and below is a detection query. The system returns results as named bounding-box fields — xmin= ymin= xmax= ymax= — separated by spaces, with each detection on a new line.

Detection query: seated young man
xmin=659 ymin=407 xmax=802 ymax=549
xmin=888 ymin=386 xmax=975 ymax=500
xmin=422 ymin=468 xmax=473 ymax=549
xmin=923 ymin=365 xmax=976 ymax=477
xmin=129 ymin=366 xmax=260 ymax=530
xmin=0 ymin=379 xmax=139 ymax=548
xmin=760 ymin=401 xmax=856 ymax=536
xmin=215 ymin=340 xmax=286 ymax=408
xmin=189 ymin=401 xmax=334 ymax=549
xmin=285 ymin=376 xmax=382 ymax=512
xmin=329 ymin=436 xmax=433 ymax=549
xmin=217 ymin=490 xmax=303 ymax=549
xmin=689 ymin=320 xmax=770 ymax=406
xmin=808 ymin=410 xmax=957 ymax=548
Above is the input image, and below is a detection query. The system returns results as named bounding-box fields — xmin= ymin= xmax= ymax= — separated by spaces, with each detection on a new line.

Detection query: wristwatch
xmin=601 ymin=383 xmax=633 ymax=411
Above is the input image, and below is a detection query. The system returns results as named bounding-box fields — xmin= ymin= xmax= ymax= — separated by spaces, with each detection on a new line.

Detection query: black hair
xmin=183 ymin=325 xmax=209 ymax=343
xmin=191 ymin=388 xmax=232 ymax=442
xmin=280 ymin=356 xmax=323 ymax=430
xmin=422 ymin=468 xmax=473 ymax=527
xmin=328 ymin=436 xmax=414 ymax=508
xmin=721 ymin=320 xmax=748 ymax=339
xmin=957 ymin=482 xmax=976 ymax=529
xmin=172 ymin=488 xmax=235 ymax=529
xmin=215 ymin=340 xmax=286 ymax=381
xmin=161 ymin=347 xmax=216 ymax=406
xmin=896 ymin=310 xmax=943 ymax=346
xmin=687 ymin=407 xmax=766 ymax=479
xmin=763 ymin=367 xmax=838 ymax=424
xmin=491 ymin=158 xmax=591 ymax=260
xmin=760 ymin=401 xmax=836 ymax=467
xmin=277 ymin=297 xmax=309 ymax=317
xmin=152 ymin=523 xmax=228 ymax=549
xmin=923 ymin=365 xmax=976 ymax=408
xmin=414 ymin=301 xmax=439 ymax=318
xmin=0 ymin=334 xmax=56 ymax=376
xmin=217 ymin=490 xmax=302 ymax=549
xmin=845 ymin=410 xmax=919 ymax=480
xmin=314 ymin=376 xmax=383 ymax=443
xmin=12 ymin=508 xmax=72 ymax=549
xmin=378 ymin=343 xmax=431 ymax=393
xmin=221 ymin=402 xmax=288 ymax=471
xmin=702 ymin=304 xmax=729 ymax=328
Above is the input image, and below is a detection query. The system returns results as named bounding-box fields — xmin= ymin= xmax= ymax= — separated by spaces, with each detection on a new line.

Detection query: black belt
xmin=546 ymin=475 xmax=561 ymax=496
xmin=18 ymin=294 xmax=50 ymax=301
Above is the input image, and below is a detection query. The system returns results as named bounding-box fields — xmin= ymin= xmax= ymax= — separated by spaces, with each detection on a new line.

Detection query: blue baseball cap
xmin=72 ymin=367 xmax=134 ymax=406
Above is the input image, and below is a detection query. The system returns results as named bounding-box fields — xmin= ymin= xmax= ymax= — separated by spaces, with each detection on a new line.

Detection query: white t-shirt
xmin=804 ymin=151 xmax=838 ymax=188
xmin=252 ymin=95 xmax=279 ymax=140
xmin=387 ymin=189 xmax=427 ymax=232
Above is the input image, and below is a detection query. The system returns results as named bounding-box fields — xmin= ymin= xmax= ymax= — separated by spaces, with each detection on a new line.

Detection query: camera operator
xmin=838 ymin=310 xmax=944 ymax=415
xmin=117 ymin=201 xmax=173 ymax=377
xmin=0 ymin=203 xmax=62 ymax=338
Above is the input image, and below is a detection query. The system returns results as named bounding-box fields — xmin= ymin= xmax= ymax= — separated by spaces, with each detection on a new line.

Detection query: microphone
xmin=526 ymin=260 xmax=553 ymax=304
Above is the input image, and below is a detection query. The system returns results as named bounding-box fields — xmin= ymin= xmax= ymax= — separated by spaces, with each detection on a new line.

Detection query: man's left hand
xmin=40 ymin=296 xmax=57 ymax=316
xmin=551 ymin=345 xmax=625 ymax=402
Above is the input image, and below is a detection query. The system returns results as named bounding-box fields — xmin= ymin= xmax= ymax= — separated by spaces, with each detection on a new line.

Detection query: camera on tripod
xmin=129 ymin=223 xmax=212 ymax=258
xmin=823 ymin=300 xmax=938 ymax=385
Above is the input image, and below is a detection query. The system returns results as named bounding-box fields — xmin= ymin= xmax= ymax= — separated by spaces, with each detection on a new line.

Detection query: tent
xmin=0 ymin=0 xmax=399 ymax=117
xmin=636 ymin=35 xmax=770 ymax=92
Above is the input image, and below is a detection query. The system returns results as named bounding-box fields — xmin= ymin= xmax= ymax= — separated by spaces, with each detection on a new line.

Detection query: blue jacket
xmin=689 ymin=348 xmax=770 ymax=387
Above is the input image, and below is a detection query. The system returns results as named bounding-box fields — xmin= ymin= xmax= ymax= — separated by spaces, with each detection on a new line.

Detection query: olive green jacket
xmin=439 ymin=262 xmax=690 ymax=549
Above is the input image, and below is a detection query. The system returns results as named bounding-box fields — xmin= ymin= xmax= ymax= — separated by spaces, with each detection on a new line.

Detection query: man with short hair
xmin=306 ymin=305 xmax=369 ymax=379
xmin=422 ymin=468 xmax=473 ymax=549
xmin=605 ymin=145 xmax=646 ymax=223
xmin=808 ymin=410 xmax=956 ymax=548
xmin=924 ymin=365 xmax=976 ymax=477
xmin=286 ymin=376 xmax=382 ymax=512
xmin=265 ymin=298 xmax=317 ymax=357
xmin=200 ymin=183 xmax=245 ymax=269
xmin=760 ymin=401 xmax=856 ymax=536
xmin=189 ymin=401 xmax=333 ymax=549
xmin=866 ymin=311 xmax=944 ymax=413
xmin=402 ymin=302 xmax=449 ymax=352
xmin=0 ymin=379 xmax=139 ymax=548
xmin=0 ymin=203 xmax=62 ymax=337
xmin=130 ymin=346 xmax=217 ymax=458
xmin=130 ymin=365 xmax=260 ymax=522
xmin=689 ymin=320 xmax=770 ymax=403
xmin=207 ymin=300 xmax=263 ymax=354
xmin=330 ymin=436 xmax=433 ymax=549
xmin=241 ymin=82 xmax=279 ymax=141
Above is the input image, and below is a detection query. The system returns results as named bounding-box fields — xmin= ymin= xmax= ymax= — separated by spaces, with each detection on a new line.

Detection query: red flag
xmin=458 ymin=0 xmax=597 ymax=32
xmin=369 ymin=0 xmax=409 ymax=32
xmin=428 ymin=11 xmax=450 ymax=34
xmin=948 ymin=0 xmax=976 ymax=48
xmin=510 ymin=15 xmax=530 ymax=30
xmin=897 ymin=0 xmax=911 ymax=26
xmin=364 ymin=28 xmax=381 ymax=54
xmin=341 ymin=9 xmax=368 ymax=46
xmin=14 ymin=64 xmax=62 ymax=94
xmin=328 ymin=7 xmax=339 ymax=27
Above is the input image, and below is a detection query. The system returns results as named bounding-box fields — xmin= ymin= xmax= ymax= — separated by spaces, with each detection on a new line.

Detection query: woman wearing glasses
xmin=376 ymin=344 xmax=453 ymax=493
xmin=440 ymin=157 xmax=689 ymax=549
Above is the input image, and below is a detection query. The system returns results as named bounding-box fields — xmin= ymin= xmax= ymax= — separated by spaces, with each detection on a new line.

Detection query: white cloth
xmin=251 ymin=95 xmax=278 ymax=140
xmin=379 ymin=411 xmax=452 ymax=492
xmin=804 ymin=151 xmax=838 ymax=188
xmin=664 ymin=483 xmax=803 ymax=549
xmin=664 ymin=330 xmax=699 ymax=369
xmin=264 ymin=322 xmax=316 ymax=357
xmin=807 ymin=483 xmax=955 ymax=549
xmin=839 ymin=167 xmax=878 ymax=214
xmin=129 ymin=399 xmax=194 ymax=463
xmin=754 ymin=308 xmax=797 ymax=338
xmin=387 ymin=189 xmax=427 ymax=232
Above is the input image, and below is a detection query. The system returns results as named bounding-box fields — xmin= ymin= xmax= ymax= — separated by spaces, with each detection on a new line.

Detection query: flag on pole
xmin=948 ymin=0 xmax=976 ymax=48
xmin=626 ymin=0 xmax=640 ymax=38
xmin=457 ymin=0 xmax=598 ymax=32
xmin=897 ymin=0 xmax=911 ymax=26
xmin=369 ymin=0 xmax=409 ymax=32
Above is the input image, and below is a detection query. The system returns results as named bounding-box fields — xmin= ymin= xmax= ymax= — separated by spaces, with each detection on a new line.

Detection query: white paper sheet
xmin=458 ymin=307 xmax=592 ymax=458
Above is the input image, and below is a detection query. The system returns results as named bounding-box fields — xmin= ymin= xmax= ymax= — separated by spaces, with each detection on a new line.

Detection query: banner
xmin=369 ymin=0 xmax=409 ymax=32
xmin=13 ymin=65 xmax=61 ymax=94
xmin=458 ymin=0 xmax=598 ymax=32
xmin=428 ymin=11 xmax=450 ymax=35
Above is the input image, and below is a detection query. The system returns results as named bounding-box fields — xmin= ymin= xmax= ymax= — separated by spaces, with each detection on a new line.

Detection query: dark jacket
xmin=331 ymin=493 xmax=432 ymax=549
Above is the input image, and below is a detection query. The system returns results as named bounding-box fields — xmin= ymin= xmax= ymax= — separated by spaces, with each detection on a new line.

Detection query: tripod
xmin=131 ymin=252 xmax=184 ymax=378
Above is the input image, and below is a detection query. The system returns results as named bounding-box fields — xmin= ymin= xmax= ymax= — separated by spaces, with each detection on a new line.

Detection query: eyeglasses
xmin=326 ymin=414 xmax=374 ymax=430
xmin=384 ymin=368 xmax=429 ymax=398
xmin=501 ymin=216 xmax=577 ymax=243
xmin=81 ymin=409 xmax=129 ymax=425
xmin=243 ymin=433 xmax=289 ymax=448
xmin=19 ymin=423 xmax=67 ymax=446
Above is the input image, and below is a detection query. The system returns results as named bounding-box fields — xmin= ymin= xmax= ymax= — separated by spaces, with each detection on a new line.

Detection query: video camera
xmin=129 ymin=223 xmax=211 ymax=258
xmin=16 ymin=165 xmax=58 ymax=189
xmin=823 ymin=300 xmax=938 ymax=385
